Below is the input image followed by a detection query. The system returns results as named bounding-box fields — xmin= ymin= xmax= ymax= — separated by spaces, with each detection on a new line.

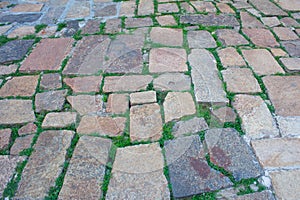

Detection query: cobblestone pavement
xmin=0 ymin=0 xmax=299 ymax=199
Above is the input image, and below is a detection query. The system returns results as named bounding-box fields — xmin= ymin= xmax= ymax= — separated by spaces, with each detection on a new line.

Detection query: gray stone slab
xmin=0 ymin=40 xmax=34 ymax=64
xmin=281 ymin=40 xmax=300 ymax=57
xmin=0 ymin=14 xmax=42 ymax=23
xmin=153 ymin=73 xmax=191 ymax=91
xmin=35 ymin=90 xmax=67 ymax=113
xmin=249 ymin=0 xmax=287 ymax=16
xmin=172 ymin=117 xmax=208 ymax=137
xmin=187 ymin=30 xmax=216 ymax=48
xmin=180 ymin=14 xmax=239 ymax=27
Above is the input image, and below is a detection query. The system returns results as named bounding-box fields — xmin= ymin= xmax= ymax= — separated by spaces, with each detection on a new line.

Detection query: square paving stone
xmin=191 ymin=1 xmax=216 ymax=12
xmin=94 ymin=4 xmax=117 ymax=17
xmin=187 ymin=30 xmax=216 ymax=48
xmin=281 ymin=40 xmax=300 ymax=57
xmin=150 ymin=27 xmax=183 ymax=46
xmin=240 ymin=11 xmax=264 ymax=28
xmin=8 ymin=26 xmax=36 ymax=39
xmin=35 ymin=90 xmax=67 ymax=113
xmin=119 ymin=1 xmax=136 ymax=17
xmin=0 ymin=40 xmax=34 ymax=64
xmin=242 ymin=28 xmax=279 ymax=47
xmin=156 ymin=15 xmax=177 ymax=26
xmin=216 ymin=29 xmax=248 ymax=46
xmin=217 ymin=47 xmax=246 ymax=68
xmin=164 ymin=135 xmax=232 ymax=198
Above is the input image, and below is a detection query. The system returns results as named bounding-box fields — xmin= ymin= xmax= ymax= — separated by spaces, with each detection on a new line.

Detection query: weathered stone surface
xmin=106 ymin=93 xmax=129 ymax=114
xmin=10 ymin=134 xmax=34 ymax=155
xmin=15 ymin=130 xmax=74 ymax=199
xmin=263 ymin=76 xmax=300 ymax=116
xmin=67 ymin=95 xmax=103 ymax=115
xmin=191 ymin=1 xmax=216 ymax=13
xmin=153 ymin=73 xmax=191 ymax=91
xmin=65 ymin=1 xmax=90 ymax=19
xmin=0 ymin=100 xmax=35 ymax=125
xmin=130 ymin=91 xmax=156 ymax=105
xmin=277 ymin=116 xmax=300 ymax=137
xmin=233 ymin=95 xmax=279 ymax=140
xmin=189 ymin=49 xmax=228 ymax=104
xmin=0 ymin=64 xmax=18 ymax=75
xmin=205 ymin=128 xmax=263 ymax=181
xmin=130 ymin=103 xmax=162 ymax=142
xmin=20 ymin=38 xmax=73 ymax=72
xmin=277 ymin=0 xmax=300 ymax=11
xmin=0 ymin=40 xmax=34 ymax=64
xmin=64 ymin=76 xmax=102 ymax=93
xmin=81 ymin=19 xmax=101 ymax=34
xmin=281 ymin=40 xmax=300 ymax=57
xmin=261 ymin=17 xmax=281 ymax=27
xmin=217 ymin=47 xmax=246 ymax=68
xmin=187 ymin=30 xmax=216 ymax=48
xmin=119 ymin=1 xmax=135 ymax=17
xmin=270 ymin=48 xmax=288 ymax=57
xmin=106 ymin=143 xmax=170 ymax=199
xmin=8 ymin=26 xmax=36 ymax=38
xmin=58 ymin=136 xmax=112 ymax=200
xmin=149 ymin=48 xmax=187 ymax=73
xmin=180 ymin=14 xmax=239 ymax=27
xmin=103 ymin=75 xmax=153 ymax=93
xmin=164 ymin=135 xmax=232 ymax=198
xmin=216 ymin=29 xmax=248 ymax=46
xmin=172 ymin=117 xmax=208 ymax=137
xmin=242 ymin=49 xmax=284 ymax=75
xmin=150 ymin=27 xmax=183 ymax=46
xmin=42 ymin=112 xmax=77 ymax=128
xmin=217 ymin=3 xmax=234 ymax=13
xmin=217 ymin=189 xmax=276 ymax=200
xmin=222 ymin=68 xmax=261 ymax=93
xmin=35 ymin=90 xmax=67 ymax=113
xmin=125 ymin=17 xmax=153 ymax=28
xmin=77 ymin=116 xmax=126 ymax=136
xmin=138 ymin=0 xmax=154 ymax=15
xmin=280 ymin=58 xmax=300 ymax=72
xmin=242 ymin=28 xmax=279 ymax=47
xmin=158 ymin=3 xmax=179 ymax=13
xmin=164 ymin=92 xmax=196 ymax=123
xmin=269 ymin=169 xmax=300 ymax=200
xmin=156 ymin=15 xmax=177 ymax=26
xmin=94 ymin=4 xmax=117 ymax=17
xmin=11 ymin=4 xmax=44 ymax=12
xmin=105 ymin=18 xmax=122 ymax=34
xmin=40 ymin=73 xmax=62 ymax=90
xmin=0 ymin=129 xmax=11 ymax=150
xmin=249 ymin=0 xmax=287 ymax=16
xmin=0 ymin=14 xmax=42 ymax=23
xmin=240 ymin=11 xmax=264 ymax=28
xmin=211 ymin=107 xmax=237 ymax=124
xmin=18 ymin=123 xmax=37 ymax=136
xmin=273 ymin=27 xmax=299 ymax=40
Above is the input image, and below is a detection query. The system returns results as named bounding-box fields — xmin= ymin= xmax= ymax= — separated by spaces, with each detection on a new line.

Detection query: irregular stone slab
xmin=94 ymin=4 xmax=117 ymax=17
xmin=280 ymin=58 xmax=300 ymax=72
xmin=233 ymin=95 xmax=279 ymax=140
xmin=42 ymin=112 xmax=77 ymax=128
xmin=222 ymin=68 xmax=261 ymax=93
xmin=125 ymin=17 xmax=153 ymax=28
xmin=217 ymin=47 xmax=246 ymax=68
xmin=81 ymin=19 xmax=101 ymax=34
xmin=106 ymin=143 xmax=170 ymax=199
xmin=242 ymin=49 xmax=284 ymax=75
xmin=278 ymin=0 xmax=300 ymax=11
xmin=281 ymin=40 xmax=300 ymax=57
xmin=0 ymin=40 xmax=34 ymax=64
xmin=164 ymin=135 xmax=232 ymax=198
xmin=103 ymin=75 xmax=153 ymax=93
xmin=277 ymin=116 xmax=300 ymax=137
xmin=150 ymin=27 xmax=183 ymax=46
xmin=217 ymin=189 xmax=275 ymax=200
xmin=77 ymin=116 xmax=126 ymax=137
xmin=205 ymin=128 xmax=263 ymax=181
xmin=269 ymin=169 xmax=300 ymax=200
xmin=240 ymin=11 xmax=264 ymax=28
xmin=216 ymin=29 xmax=248 ymax=46
xmin=58 ymin=136 xmax=112 ymax=200
xmin=189 ymin=49 xmax=228 ymax=105
xmin=40 ymin=73 xmax=62 ymax=90
xmin=64 ymin=76 xmax=102 ymax=93
xmin=18 ymin=123 xmax=37 ymax=136
xmin=156 ymin=15 xmax=177 ymax=26
xmin=273 ymin=27 xmax=299 ymax=41
xmin=0 ymin=100 xmax=35 ymax=125
xmin=20 ymin=38 xmax=73 ymax=72
xmin=130 ymin=91 xmax=156 ymax=105
xmin=0 ymin=14 xmax=42 ymax=23
xmin=11 ymin=3 xmax=44 ymax=12
xmin=180 ymin=14 xmax=239 ymax=27
xmin=8 ymin=26 xmax=36 ymax=38
xmin=261 ymin=17 xmax=281 ymax=27
xmin=153 ymin=73 xmax=191 ymax=91
xmin=249 ymin=0 xmax=287 ymax=16
xmin=149 ymin=48 xmax=187 ymax=73
xmin=251 ymin=138 xmax=300 ymax=168
xmin=138 ymin=0 xmax=154 ymax=15
xmin=106 ymin=93 xmax=129 ymax=114
xmin=119 ymin=1 xmax=135 ymax=17
xmin=0 ymin=129 xmax=11 ymax=150
xmin=187 ymin=30 xmax=216 ymax=48
xmin=67 ymin=95 xmax=103 ymax=115
xmin=130 ymin=103 xmax=162 ymax=142
xmin=242 ymin=28 xmax=279 ymax=47
xmin=263 ymin=76 xmax=300 ymax=116
xmin=0 ymin=156 xmax=25 ymax=197
xmin=65 ymin=1 xmax=90 ymax=19
xmin=10 ymin=134 xmax=34 ymax=155
xmin=15 ymin=130 xmax=74 ymax=199
xmin=211 ymin=107 xmax=236 ymax=124
xmin=158 ymin=3 xmax=179 ymax=13
xmin=172 ymin=117 xmax=208 ymax=137
xmin=35 ymin=90 xmax=67 ymax=113
xmin=0 ymin=64 xmax=18 ymax=75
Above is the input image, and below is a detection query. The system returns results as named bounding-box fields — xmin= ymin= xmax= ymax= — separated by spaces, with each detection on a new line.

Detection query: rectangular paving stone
xmin=150 ymin=27 xmax=183 ymax=46
xmin=217 ymin=47 xmax=246 ymax=68
xmin=240 ymin=11 xmax=264 ymax=28
xmin=8 ymin=26 xmax=36 ymax=39
xmin=42 ymin=112 xmax=77 ymax=128
xmin=106 ymin=143 xmax=170 ymax=199
xmin=249 ymin=0 xmax=287 ymax=16
xmin=130 ymin=91 xmax=156 ymax=105
xmin=158 ymin=3 xmax=179 ymax=13
xmin=138 ymin=0 xmax=154 ymax=15
xmin=0 ymin=40 xmax=34 ymax=64
xmin=125 ymin=17 xmax=153 ymax=28
xmin=216 ymin=29 xmax=249 ymax=46
xmin=0 ymin=14 xmax=42 ymax=23
xmin=35 ymin=90 xmax=67 ymax=113
xmin=15 ymin=130 xmax=74 ymax=199
xmin=58 ymin=136 xmax=112 ymax=200
xmin=189 ymin=49 xmax=228 ymax=105
xmin=40 ymin=73 xmax=62 ymax=90
xmin=281 ymin=40 xmax=300 ymax=57
xmin=242 ymin=28 xmax=279 ymax=47
xmin=277 ymin=116 xmax=300 ymax=137
xmin=187 ymin=30 xmax=216 ymax=48
xmin=119 ymin=1 xmax=136 ymax=17
xmin=172 ymin=117 xmax=208 ymax=138
xmin=153 ymin=73 xmax=191 ymax=91
xmin=180 ymin=14 xmax=239 ymax=27
xmin=11 ymin=3 xmax=44 ymax=12
xmin=65 ymin=0 xmax=90 ymax=19
xmin=191 ymin=1 xmax=216 ymax=13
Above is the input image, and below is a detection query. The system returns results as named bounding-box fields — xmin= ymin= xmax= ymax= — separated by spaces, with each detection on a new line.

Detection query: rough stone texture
xmin=18 ymin=123 xmax=37 ymax=136
xmin=0 ymin=25 xmax=12 ymax=35
xmin=7 ymin=26 xmax=36 ymax=38
xmin=130 ymin=103 xmax=162 ymax=142
xmin=0 ymin=129 xmax=11 ymax=150
xmin=20 ymin=38 xmax=73 ymax=72
xmin=105 ymin=18 xmax=122 ymax=34
xmin=211 ymin=107 xmax=237 ymax=124
xmin=180 ymin=14 xmax=239 ymax=27
xmin=263 ymin=76 xmax=300 ymax=116
xmin=35 ymin=90 xmax=67 ymax=113
xmin=164 ymin=135 xmax=232 ymax=198
xmin=240 ymin=11 xmax=264 ymax=28
xmin=40 ymin=7 xmax=64 ymax=24
xmin=217 ymin=47 xmax=246 ymax=68
xmin=149 ymin=48 xmax=187 ymax=73
xmin=11 ymin=3 xmax=43 ymax=12
xmin=42 ymin=112 xmax=77 ymax=128
xmin=277 ymin=116 xmax=300 ymax=137
xmin=270 ymin=48 xmax=288 ymax=57
xmin=58 ymin=136 xmax=112 ymax=200
xmin=138 ymin=0 xmax=154 ymax=15
xmin=261 ymin=17 xmax=281 ymax=27
xmin=217 ymin=3 xmax=234 ymax=13
xmin=106 ymin=143 xmax=170 ymax=200
xmin=281 ymin=40 xmax=300 ymax=57
xmin=150 ymin=27 xmax=183 ymax=46
xmin=65 ymin=1 xmax=90 ymax=19
xmin=242 ymin=49 xmax=284 ymax=75
xmin=119 ymin=1 xmax=135 ymax=17
xmin=205 ymin=128 xmax=263 ymax=181
xmin=222 ymin=68 xmax=261 ymax=93
xmin=15 ymin=130 xmax=74 ymax=199
xmin=216 ymin=29 xmax=248 ymax=46
xmin=81 ymin=19 xmax=101 ymax=34
xmin=172 ymin=117 xmax=208 ymax=137
xmin=0 ymin=100 xmax=35 ymax=125
xmin=242 ymin=28 xmax=279 ymax=47
xmin=280 ymin=17 xmax=299 ymax=27
xmin=40 ymin=73 xmax=62 ymax=90
xmin=130 ymin=91 xmax=156 ymax=105
xmin=233 ymin=95 xmax=279 ymax=140
xmin=191 ymin=1 xmax=216 ymax=12
xmin=217 ymin=189 xmax=276 ymax=200
xmin=0 ymin=14 xmax=42 ymax=23
xmin=67 ymin=95 xmax=103 ymax=115
xmin=273 ymin=27 xmax=299 ymax=41
xmin=37 ymin=26 xmax=57 ymax=38
xmin=94 ymin=4 xmax=117 ymax=17
xmin=249 ymin=0 xmax=287 ymax=16
xmin=106 ymin=93 xmax=129 ymax=114
xmin=0 ymin=40 xmax=34 ymax=64
xmin=277 ymin=0 xmax=300 ymax=11
xmin=187 ymin=30 xmax=216 ymax=48
xmin=0 ymin=64 xmax=18 ymax=75
xmin=158 ymin=3 xmax=179 ymax=13
xmin=10 ymin=134 xmax=34 ymax=155
xmin=280 ymin=58 xmax=300 ymax=72
xmin=156 ymin=15 xmax=177 ymax=26
xmin=63 ymin=76 xmax=102 ymax=93
xmin=153 ymin=73 xmax=191 ymax=91
xmin=125 ymin=17 xmax=153 ymax=28
xmin=269 ymin=169 xmax=300 ymax=200
xmin=103 ymin=75 xmax=153 ymax=92
xmin=77 ymin=116 xmax=126 ymax=136
xmin=189 ymin=49 xmax=228 ymax=105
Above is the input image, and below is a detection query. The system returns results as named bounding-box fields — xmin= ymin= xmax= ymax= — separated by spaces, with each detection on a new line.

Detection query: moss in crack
xmin=192 ymin=192 xmax=216 ymax=200
xmin=159 ymin=122 xmax=175 ymax=147
xmin=234 ymin=178 xmax=266 ymax=196
xmin=156 ymin=91 xmax=168 ymax=105
xmin=205 ymin=154 xmax=234 ymax=182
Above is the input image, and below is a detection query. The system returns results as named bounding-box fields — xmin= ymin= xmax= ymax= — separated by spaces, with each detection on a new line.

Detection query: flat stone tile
xmin=180 ymin=14 xmax=239 ymax=27
xmin=105 ymin=18 xmax=122 ymax=34
xmin=40 ymin=6 xmax=64 ymax=24
xmin=217 ymin=29 xmax=249 ymax=46
xmin=106 ymin=143 xmax=170 ymax=199
xmin=150 ymin=27 xmax=183 ymax=46
xmin=153 ymin=73 xmax=191 ymax=91
xmin=281 ymin=40 xmax=300 ymax=57
xmin=187 ymin=30 xmax=216 ymax=48
xmin=40 ymin=73 xmax=62 ymax=90
xmin=7 ymin=26 xmax=35 ymax=38
xmin=130 ymin=91 xmax=156 ymax=105
xmin=273 ymin=27 xmax=299 ymax=40
xmin=280 ymin=17 xmax=299 ymax=27
xmin=11 ymin=3 xmax=43 ymax=12
xmin=37 ymin=26 xmax=57 ymax=39
xmin=270 ymin=48 xmax=288 ymax=57
xmin=211 ymin=107 xmax=236 ymax=124
xmin=64 ymin=76 xmax=102 ymax=93
xmin=0 ymin=40 xmax=34 ymax=64
xmin=158 ymin=3 xmax=179 ymax=13
xmin=277 ymin=0 xmax=300 ymax=11
xmin=240 ymin=11 xmax=264 ymax=28
xmin=217 ymin=47 xmax=246 ymax=68
xmin=0 ymin=129 xmax=11 ymax=150
xmin=119 ymin=1 xmax=135 ymax=17
xmin=277 ymin=116 xmax=300 ymax=137
xmin=125 ymin=17 xmax=153 ymax=28
xmin=81 ymin=19 xmax=101 ymax=34
xmin=138 ymin=0 xmax=154 ymax=15
xmin=217 ymin=3 xmax=234 ymax=13
xmin=0 ymin=14 xmax=42 ymax=23
xmin=35 ymin=90 xmax=67 ymax=113
xmin=164 ymin=135 xmax=232 ymax=198
xmin=10 ymin=134 xmax=34 ymax=155
xmin=65 ymin=0 xmax=90 ymax=19
xmin=42 ymin=112 xmax=77 ymax=128
xmin=242 ymin=28 xmax=279 ymax=47
xmin=280 ymin=57 xmax=300 ymax=72
xmin=191 ymin=1 xmax=216 ymax=13
xmin=249 ymin=0 xmax=287 ymax=16
xmin=106 ymin=93 xmax=129 ymax=114
xmin=172 ymin=117 xmax=208 ymax=137
xmin=67 ymin=95 xmax=103 ymax=115
xmin=94 ymin=4 xmax=117 ymax=17
xmin=156 ymin=15 xmax=177 ymax=26
xmin=261 ymin=17 xmax=281 ymax=27
xmin=18 ymin=123 xmax=37 ymax=136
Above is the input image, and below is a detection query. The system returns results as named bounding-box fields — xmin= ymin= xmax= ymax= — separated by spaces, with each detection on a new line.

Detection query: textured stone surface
xmin=217 ymin=47 xmax=246 ymax=68
xmin=94 ymin=4 xmax=117 ymax=17
xmin=138 ymin=0 xmax=154 ymax=15
xmin=106 ymin=93 xmax=128 ymax=114
xmin=119 ymin=1 xmax=135 ymax=17
xmin=217 ymin=189 xmax=276 ymax=200
xmin=0 ymin=100 xmax=35 ymax=125
xmin=35 ymin=90 xmax=67 ymax=113
xmin=205 ymin=128 xmax=263 ymax=181
xmin=105 ymin=18 xmax=122 ymax=34
xmin=81 ymin=19 xmax=101 ymax=34
xmin=191 ymin=1 xmax=216 ymax=12
xmin=58 ymin=136 xmax=112 ymax=200
xmin=65 ymin=1 xmax=90 ymax=19
xmin=240 ymin=11 xmax=264 ymax=28
xmin=277 ymin=116 xmax=300 ymax=137
xmin=158 ymin=3 xmax=179 ymax=13
xmin=40 ymin=73 xmax=62 ymax=90
xmin=10 ymin=134 xmax=34 ymax=155
xmin=280 ymin=58 xmax=300 ymax=72
xmin=187 ymin=30 xmax=216 ymax=48
xmin=242 ymin=28 xmax=279 ymax=47
xmin=125 ymin=17 xmax=153 ymax=28
xmin=130 ymin=91 xmax=156 ymax=105
xmin=0 ymin=64 xmax=18 ymax=75
xmin=261 ymin=17 xmax=281 ymax=27
xmin=0 ymin=14 xmax=42 ymax=23
xmin=281 ymin=40 xmax=300 ymax=57
xmin=277 ymin=0 xmax=300 ymax=11
xmin=172 ymin=117 xmax=208 ymax=137
xmin=270 ymin=48 xmax=288 ymax=57
xmin=8 ymin=26 xmax=36 ymax=38
xmin=273 ymin=27 xmax=299 ymax=41
xmin=11 ymin=4 xmax=43 ymax=12
xmin=164 ymin=135 xmax=232 ymax=198
xmin=64 ymin=76 xmax=102 ymax=93
xmin=156 ymin=15 xmax=177 ymax=26
xmin=150 ymin=27 xmax=183 ymax=46
xmin=67 ymin=95 xmax=103 ymax=115
xmin=153 ymin=73 xmax=191 ymax=91
xmin=18 ymin=123 xmax=37 ymax=136
xmin=249 ymin=0 xmax=287 ymax=16
xmin=211 ymin=107 xmax=237 ymax=124
xmin=216 ymin=29 xmax=248 ymax=46
xmin=180 ymin=14 xmax=239 ymax=27
xmin=0 ymin=129 xmax=11 ymax=150
xmin=130 ymin=103 xmax=162 ymax=142
xmin=233 ymin=95 xmax=279 ymax=140
xmin=106 ymin=143 xmax=170 ymax=199
xmin=42 ymin=112 xmax=77 ymax=128
xmin=0 ymin=40 xmax=34 ymax=64
xmin=0 ymin=25 xmax=12 ymax=35
xmin=15 ymin=130 xmax=74 ymax=199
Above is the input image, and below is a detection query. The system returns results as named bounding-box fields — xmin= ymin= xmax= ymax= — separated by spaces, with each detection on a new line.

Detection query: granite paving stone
xmin=217 ymin=47 xmax=246 ymax=68
xmin=0 ymin=14 xmax=42 ymax=23
xmin=211 ymin=107 xmax=237 ymax=124
xmin=42 ymin=112 xmax=77 ymax=128
xmin=0 ymin=65 xmax=16 ymax=76
xmin=81 ymin=19 xmax=101 ymax=34
xmin=277 ymin=0 xmax=300 ymax=11
xmin=35 ymin=90 xmax=67 ymax=113
xmin=281 ymin=40 xmax=300 ymax=57
xmin=280 ymin=57 xmax=300 ymax=72
xmin=191 ymin=1 xmax=216 ymax=13
xmin=273 ymin=27 xmax=299 ymax=40
xmin=277 ymin=116 xmax=300 ymax=137
xmin=150 ymin=27 xmax=183 ymax=46
xmin=40 ymin=73 xmax=62 ymax=90
xmin=172 ymin=117 xmax=208 ymax=137
xmin=125 ymin=17 xmax=153 ymax=28
xmin=106 ymin=93 xmax=129 ymax=114
xmin=130 ymin=91 xmax=156 ymax=106
xmin=240 ymin=11 xmax=264 ymax=28
xmin=216 ymin=29 xmax=249 ymax=46
xmin=0 ymin=40 xmax=34 ymax=64
xmin=270 ymin=48 xmax=288 ymax=57
xmin=217 ymin=190 xmax=276 ymax=200
xmin=0 ymin=129 xmax=11 ymax=150
xmin=63 ymin=76 xmax=102 ymax=93
xmin=18 ymin=123 xmax=37 ymax=136
xmin=119 ymin=1 xmax=135 ymax=17
xmin=242 ymin=28 xmax=279 ymax=47
xmin=153 ymin=73 xmax=191 ymax=91
xmin=249 ymin=0 xmax=287 ymax=16
xmin=156 ymin=15 xmax=177 ymax=26
xmin=180 ymin=14 xmax=239 ymax=27
xmin=7 ymin=26 xmax=36 ymax=38
xmin=105 ymin=18 xmax=122 ymax=34
xmin=10 ymin=134 xmax=34 ymax=155
xmin=187 ymin=30 xmax=216 ymax=48
xmin=138 ymin=0 xmax=154 ymax=15
xmin=158 ymin=3 xmax=179 ymax=13
xmin=67 ymin=95 xmax=103 ymax=115
xmin=65 ymin=1 xmax=90 ymax=19
xmin=0 ymin=25 xmax=12 ymax=35
xmin=94 ymin=4 xmax=117 ymax=17
xmin=261 ymin=17 xmax=281 ymax=27
xmin=11 ymin=4 xmax=44 ymax=12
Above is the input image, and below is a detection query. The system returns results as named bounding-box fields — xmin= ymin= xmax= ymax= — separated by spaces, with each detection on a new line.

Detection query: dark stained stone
xmin=180 ymin=14 xmax=239 ymax=27
xmin=205 ymin=128 xmax=263 ymax=181
xmin=0 ymin=40 xmax=34 ymax=64
xmin=35 ymin=90 xmax=67 ymax=113
xmin=164 ymin=135 xmax=232 ymax=198
xmin=281 ymin=40 xmax=300 ymax=57
xmin=0 ymin=14 xmax=42 ymax=23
